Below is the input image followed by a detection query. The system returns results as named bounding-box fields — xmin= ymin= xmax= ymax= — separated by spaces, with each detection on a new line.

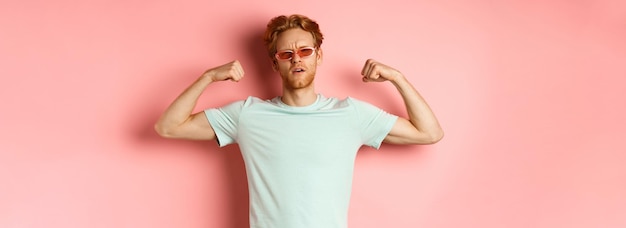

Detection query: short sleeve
xmin=204 ymin=100 xmax=245 ymax=147
xmin=348 ymin=98 xmax=398 ymax=149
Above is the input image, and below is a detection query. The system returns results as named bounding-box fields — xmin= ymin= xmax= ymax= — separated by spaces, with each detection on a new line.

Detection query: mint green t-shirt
xmin=204 ymin=94 xmax=398 ymax=228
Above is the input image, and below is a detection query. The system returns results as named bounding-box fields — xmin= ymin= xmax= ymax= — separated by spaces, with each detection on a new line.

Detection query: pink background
xmin=1 ymin=0 xmax=625 ymax=227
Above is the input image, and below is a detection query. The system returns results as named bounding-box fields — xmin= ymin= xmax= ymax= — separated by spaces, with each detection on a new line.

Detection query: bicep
xmin=171 ymin=111 xmax=217 ymax=140
xmin=383 ymin=117 xmax=434 ymax=145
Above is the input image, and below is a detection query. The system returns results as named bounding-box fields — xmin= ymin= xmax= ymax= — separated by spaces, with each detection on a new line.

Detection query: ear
xmin=271 ymin=59 xmax=278 ymax=71
xmin=316 ymin=48 xmax=323 ymax=66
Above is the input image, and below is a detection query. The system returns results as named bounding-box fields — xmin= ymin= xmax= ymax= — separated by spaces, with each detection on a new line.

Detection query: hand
xmin=361 ymin=59 xmax=403 ymax=83
xmin=203 ymin=60 xmax=245 ymax=82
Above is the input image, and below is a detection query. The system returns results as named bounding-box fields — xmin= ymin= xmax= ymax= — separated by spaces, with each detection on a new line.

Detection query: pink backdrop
xmin=1 ymin=0 xmax=625 ymax=227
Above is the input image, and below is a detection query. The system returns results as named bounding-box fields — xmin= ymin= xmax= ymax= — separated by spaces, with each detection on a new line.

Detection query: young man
xmin=155 ymin=14 xmax=443 ymax=228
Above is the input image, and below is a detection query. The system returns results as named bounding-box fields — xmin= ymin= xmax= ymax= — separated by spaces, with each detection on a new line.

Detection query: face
xmin=273 ymin=28 xmax=323 ymax=90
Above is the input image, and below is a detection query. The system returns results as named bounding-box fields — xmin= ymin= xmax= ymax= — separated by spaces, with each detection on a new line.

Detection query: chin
xmin=282 ymin=74 xmax=314 ymax=89
xmin=287 ymin=79 xmax=314 ymax=90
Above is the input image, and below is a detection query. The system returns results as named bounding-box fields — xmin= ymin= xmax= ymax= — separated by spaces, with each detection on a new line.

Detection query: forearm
xmin=155 ymin=74 xmax=213 ymax=134
xmin=391 ymin=76 xmax=444 ymax=141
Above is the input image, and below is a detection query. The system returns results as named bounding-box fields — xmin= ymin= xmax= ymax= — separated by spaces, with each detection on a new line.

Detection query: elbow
xmin=419 ymin=130 xmax=444 ymax=145
xmin=154 ymin=123 xmax=176 ymax=138
xmin=428 ymin=131 xmax=444 ymax=144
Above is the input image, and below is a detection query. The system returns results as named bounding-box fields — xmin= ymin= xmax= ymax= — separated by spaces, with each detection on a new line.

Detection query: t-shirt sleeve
xmin=349 ymin=98 xmax=398 ymax=149
xmin=204 ymin=100 xmax=245 ymax=147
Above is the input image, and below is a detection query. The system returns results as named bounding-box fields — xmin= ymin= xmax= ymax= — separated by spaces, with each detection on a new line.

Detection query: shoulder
xmin=344 ymin=96 xmax=378 ymax=108
xmin=212 ymin=96 xmax=266 ymax=111
xmin=225 ymin=96 xmax=285 ymax=112
xmin=238 ymin=96 xmax=276 ymax=107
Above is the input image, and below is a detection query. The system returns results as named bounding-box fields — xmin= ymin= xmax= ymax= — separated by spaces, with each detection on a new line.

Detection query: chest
xmin=236 ymin=110 xmax=362 ymax=163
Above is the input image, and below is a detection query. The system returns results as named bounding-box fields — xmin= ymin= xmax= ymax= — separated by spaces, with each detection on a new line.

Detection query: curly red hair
xmin=263 ymin=14 xmax=324 ymax=60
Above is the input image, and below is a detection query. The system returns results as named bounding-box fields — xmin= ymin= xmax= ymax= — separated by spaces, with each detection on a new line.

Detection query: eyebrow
xmin=278 ymin=46 xmax=314 ymax=51
xmin=276 ymin=43 xmax=315 ymax=50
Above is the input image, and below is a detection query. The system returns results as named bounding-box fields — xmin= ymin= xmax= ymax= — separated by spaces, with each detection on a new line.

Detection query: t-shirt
xmin=204 ymin=94 xmax=398 ymax=228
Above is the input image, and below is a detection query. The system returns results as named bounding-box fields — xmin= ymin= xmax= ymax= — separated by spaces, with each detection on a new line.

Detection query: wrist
xmin=390 ymin=73 xmax=407 ymax=86
xmin=201 ymin=70 xmax=216 ymax=83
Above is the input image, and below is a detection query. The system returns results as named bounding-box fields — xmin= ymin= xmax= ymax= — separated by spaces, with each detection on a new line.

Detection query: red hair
xmin=263 ymin=14 xmax=324 ymax=60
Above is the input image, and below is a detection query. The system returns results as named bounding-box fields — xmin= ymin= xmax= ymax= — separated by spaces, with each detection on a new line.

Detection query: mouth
xmin=291 ymin=67 xmax=306 ymax=73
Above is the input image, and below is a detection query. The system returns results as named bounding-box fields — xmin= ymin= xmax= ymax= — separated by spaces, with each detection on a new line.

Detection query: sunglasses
xmin=275 ymin=47 xmax=316 ymax=61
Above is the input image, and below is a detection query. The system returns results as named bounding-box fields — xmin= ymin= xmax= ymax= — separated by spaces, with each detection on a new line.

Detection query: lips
xmin=292 ymin=67 xmax=305 ymax=73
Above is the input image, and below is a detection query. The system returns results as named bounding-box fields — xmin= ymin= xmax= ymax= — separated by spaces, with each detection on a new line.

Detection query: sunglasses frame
xmin=275 ymin=47 xmax=317 ymax=61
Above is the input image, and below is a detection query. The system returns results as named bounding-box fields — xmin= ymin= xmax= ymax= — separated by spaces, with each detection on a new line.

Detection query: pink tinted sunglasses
xmin=275 ymin=47 xmax=316 ymax=61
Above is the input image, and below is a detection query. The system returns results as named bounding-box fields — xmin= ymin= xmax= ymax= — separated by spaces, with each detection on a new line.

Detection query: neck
xmin=281 ymin=86 xmax=317 ymax=107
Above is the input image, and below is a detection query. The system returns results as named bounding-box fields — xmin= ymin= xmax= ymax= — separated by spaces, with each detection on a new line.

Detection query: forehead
xmin=275 ymin=28 xmax=315 ymax=50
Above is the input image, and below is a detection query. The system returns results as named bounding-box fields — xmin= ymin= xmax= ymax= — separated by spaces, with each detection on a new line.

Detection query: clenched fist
xmin=361 ymin=59 xmax=404 ymax=83
xmin=203 ymin=60 xmax=245 ymax=82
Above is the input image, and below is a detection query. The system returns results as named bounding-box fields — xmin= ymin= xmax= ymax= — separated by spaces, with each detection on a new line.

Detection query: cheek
xmin=278 ymin=63 xmax=290 ymax=71
xmin=308 ymin=59 xmax=319 ymax=69
xmin=276 ymin=63 xmax=291 ymax=75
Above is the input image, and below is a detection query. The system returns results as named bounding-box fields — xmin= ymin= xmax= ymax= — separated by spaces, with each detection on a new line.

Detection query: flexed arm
xmin=154 ymin=60 xmax=245 ymax=140
xmin=361 ymin=59 xmax=443 ymax=144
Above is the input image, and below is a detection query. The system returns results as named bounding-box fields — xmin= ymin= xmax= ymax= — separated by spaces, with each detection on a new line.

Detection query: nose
xmin=291 ymin=54 xmax=302 ymax=64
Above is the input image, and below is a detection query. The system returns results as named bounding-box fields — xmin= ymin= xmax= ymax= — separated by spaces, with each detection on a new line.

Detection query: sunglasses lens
xmin=275 ymin=47 xmax=315 ymax=60
xmin=298 ymin=48 xmax=314 ymax=57
xmin=276 ymin=51 xmax=293 ymax=60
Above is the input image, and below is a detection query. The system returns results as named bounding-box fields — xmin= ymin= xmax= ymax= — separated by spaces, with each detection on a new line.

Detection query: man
xmin=155 ymin=14 xmax=443 ymax=228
